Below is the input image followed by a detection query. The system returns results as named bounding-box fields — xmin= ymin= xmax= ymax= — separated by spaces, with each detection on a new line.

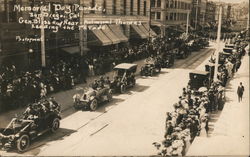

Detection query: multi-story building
xmin=205 ymin=1 xmax=216 ymax=25
xmin=0 ymin=0 xmax=157 ymax=67
xmin=150 ymin=0 xmax=193 ymax=36
xmin=191 ymin=0 xmax=207 ymax=30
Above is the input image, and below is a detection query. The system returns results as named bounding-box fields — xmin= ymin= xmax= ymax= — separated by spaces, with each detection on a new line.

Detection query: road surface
xmin=0 ymin=47 xmax=215 ymax=156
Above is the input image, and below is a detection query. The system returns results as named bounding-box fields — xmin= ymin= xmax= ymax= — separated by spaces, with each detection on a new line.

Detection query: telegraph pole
xmin=40 ymin=9 xmax=46 ymax=67
xmin=213 ymin=5 xmax=222 ymax=82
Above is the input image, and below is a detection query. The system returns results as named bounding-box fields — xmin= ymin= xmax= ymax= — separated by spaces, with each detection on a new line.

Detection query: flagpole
xmin=213 ymin=5 xmax=222 ymax=82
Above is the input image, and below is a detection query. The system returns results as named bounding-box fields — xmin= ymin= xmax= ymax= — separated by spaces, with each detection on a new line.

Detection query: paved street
xmin=0 ymin=46 xmax=214 ymax=156
xmin=187 ymin=48 xmax=249 ymax=156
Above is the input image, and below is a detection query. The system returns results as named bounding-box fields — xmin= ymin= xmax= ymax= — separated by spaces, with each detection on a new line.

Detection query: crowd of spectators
xmin=153 ymin=36 xmax=248 ymax=156
xmin=0 ymin=37 xmax=170 ymax=111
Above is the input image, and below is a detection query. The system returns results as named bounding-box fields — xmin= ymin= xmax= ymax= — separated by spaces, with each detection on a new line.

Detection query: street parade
xmin=0 ymin=0 xmax=249 ymax=156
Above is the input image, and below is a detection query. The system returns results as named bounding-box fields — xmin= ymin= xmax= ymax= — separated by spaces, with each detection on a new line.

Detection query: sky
xmin=211 ymin=0 xmax=248 ymax=3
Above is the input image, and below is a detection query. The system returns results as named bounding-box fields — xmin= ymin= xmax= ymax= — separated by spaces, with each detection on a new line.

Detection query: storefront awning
xmin=61 ymin=46 xmax=90 ymax=54
xmin=108 ymin=25 xmax=128 ymax=42
xmin=142 ymin=24 xmax=157 ymax=37
xmin=91 ymin=28 xmax=113 ymax=46
xmin=102 ymin=25 xmax=121 ymax=44
xmin=131 ymin=25 xmax=148 ymax=39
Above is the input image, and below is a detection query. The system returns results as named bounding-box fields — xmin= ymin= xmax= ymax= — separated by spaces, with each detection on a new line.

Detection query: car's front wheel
xmin=90 ymin=99 xmax=98 ymax=111
xmin=51 ymin=118 xmax=60 ymax=133
xmin=16 ymin=134 xmax=30 ymax=152
xmin=120 ymin=84 xmax=126 ymax=94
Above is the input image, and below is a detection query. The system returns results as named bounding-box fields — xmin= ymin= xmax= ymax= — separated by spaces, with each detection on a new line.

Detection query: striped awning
xmin=91 ymin=28 xmax=113 ymax=46
xmin=131 ymin=25 xmax=148 ymax=39
xmin=142 ymin=24 xmax=157 ymax=37
xmin=102 ymin=25 xmax=121 ymax=44
xmin=108 ymin=25 xmax=128 ymax=42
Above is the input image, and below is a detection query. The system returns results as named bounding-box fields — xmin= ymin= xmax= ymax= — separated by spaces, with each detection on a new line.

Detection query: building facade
xmin=205 ymin=1 xmax=216 ymax=25
xmin=0 ymin=0 xmax=157 ymax=67
xmin=150 ymin=0 xmax=193 ymax=36
xmin=191 ymin=0 xmax=207 ymax=30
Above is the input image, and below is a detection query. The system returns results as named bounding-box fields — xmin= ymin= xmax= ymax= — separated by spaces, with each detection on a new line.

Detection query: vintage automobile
xmin=188 ymin=70 xmax=209 ymax=90
xmin=110 ymin=63 xmax=137 ymax=93
xmin=0 ymin=108 xmax=61 ymax=152
xmin=140 ymin=58 xmax=161 ymax=76
xmin=161 ymin=52 xmax=175 ymax=68
xmin=219 ymin=51 xmax=231 ymax=64
xmin=72 ymin=86 xmax=112 ymax=111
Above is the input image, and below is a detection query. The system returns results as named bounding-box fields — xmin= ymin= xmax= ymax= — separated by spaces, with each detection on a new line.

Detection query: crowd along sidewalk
xmin=187 ymin=51 xmax=249 ymax=156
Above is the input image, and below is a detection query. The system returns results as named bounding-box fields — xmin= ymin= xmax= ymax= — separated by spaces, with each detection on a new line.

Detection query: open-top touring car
xmin=73 ymin=86 xmax=112 ymax=111
xmin=0 ymin=104 xmax=61 ymax=152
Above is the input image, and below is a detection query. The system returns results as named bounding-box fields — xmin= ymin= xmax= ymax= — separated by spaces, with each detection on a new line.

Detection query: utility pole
xmin=79 ymin=0 xmax=84 ymax=56
xmin=195 ymin=0 xmax=199 ymax=30
xmin=186 ymin=11 xmax=190 ymax=35
xmin=40 ymin=8 xmax=46 ymax=67
xmin=148 ymin=0 xmax=152 ymax=40
xmin=213 ymin=5 xmax=222 ymax=82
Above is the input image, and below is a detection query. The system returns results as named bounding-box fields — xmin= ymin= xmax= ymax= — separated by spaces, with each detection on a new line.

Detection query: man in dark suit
xmin=237 ymin=82 xmax=244 ymax=102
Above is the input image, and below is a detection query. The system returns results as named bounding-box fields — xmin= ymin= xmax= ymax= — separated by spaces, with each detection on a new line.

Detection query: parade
xmin=0 ymin=0 xmax=249 ymax=156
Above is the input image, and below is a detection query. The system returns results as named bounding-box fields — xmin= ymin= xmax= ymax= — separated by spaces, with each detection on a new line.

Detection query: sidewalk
xmin=187 ymin=53 xmax=249 ymax=155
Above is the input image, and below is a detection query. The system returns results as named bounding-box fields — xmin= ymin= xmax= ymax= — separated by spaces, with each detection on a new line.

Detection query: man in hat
xmin=237 ymin=82 xmax=244 ymax=102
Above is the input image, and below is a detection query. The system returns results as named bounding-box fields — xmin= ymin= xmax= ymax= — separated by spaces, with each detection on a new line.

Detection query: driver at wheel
xmin=92 ymin=80 xmax=98 ymax=90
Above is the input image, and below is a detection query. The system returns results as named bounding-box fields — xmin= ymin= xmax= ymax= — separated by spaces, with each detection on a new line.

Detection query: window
xmin=151 ymin=0 xmax=155 ymax=7
xmin=137 ymin=0 xmax=140 ymax=15
xmin=170 ymin=13 xmax=173 ymax=20
xmin=170 ymin=0 xmax=173 ymax=8
xmin=90 ymin=0 xmax=95 ymax=13
xmin=156 ymin=12 xmax=161 ymax=19
xmin=143 ymin=1 xmax=146 ymax=16
xmin=151 ymin=12 xmax=156 ymax=19
xmin=124 ymin=0 xmax=127 ymax=15
xmin=3 ymin=0 xmax=18 ymax=22
xmin=157 ymin=0 xmax=161 ymax=7
xmin=112 ymin=0 xmax=117 ymax=15
xmin=174 ymin=0 xmax=177 ymax=8
xmin=103 ymin=0 xmax=107 ymax=14
xmin=166 ymin=14 xmax=169 ymax=20
xmin=130 ymin=0 xmax=134 ymax=15
xmin=166 ymin=0 xmax=169 ymax=8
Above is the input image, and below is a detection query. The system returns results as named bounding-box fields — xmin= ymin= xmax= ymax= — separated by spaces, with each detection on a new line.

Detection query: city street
xmin=0 ymin=47 xmax=215 ymax=156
